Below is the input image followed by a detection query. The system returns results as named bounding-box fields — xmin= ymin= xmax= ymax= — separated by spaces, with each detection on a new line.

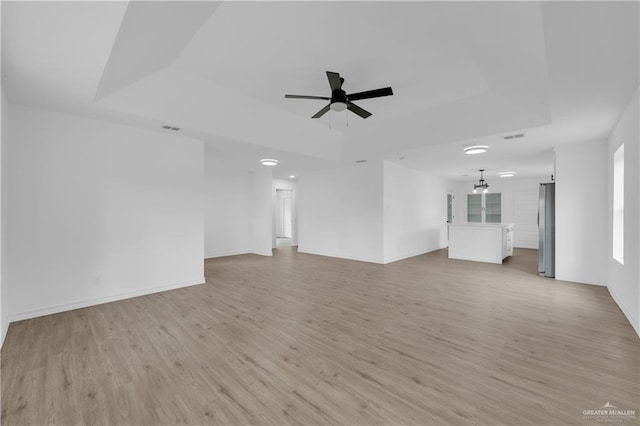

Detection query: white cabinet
xmin=448 ymin=223 xmax=514 ymax=264
xmin=502 ymin=224 xmax=514 ymax=258
xmin=467 ymin=193 xmax=502 ymax=223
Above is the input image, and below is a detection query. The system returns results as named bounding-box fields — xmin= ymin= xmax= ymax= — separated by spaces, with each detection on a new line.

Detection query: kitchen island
xmin=448 ymin=223 xmax=514 ymax=264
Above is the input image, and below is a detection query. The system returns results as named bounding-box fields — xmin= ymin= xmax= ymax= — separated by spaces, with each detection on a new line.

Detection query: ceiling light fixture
xmin=473 ymin=169 xmax=490 ymax=193
xmin=289 ymin=175 xmax=295 ymax=179
xmin=498 ymin=172 xmax=516 ymax=178
xmin=330 ymin=102 xmax=347 ymax=112
xmin=260 ymin=159 xmax=279 ymax=166
xmin=464 ymin=145 xmax=488 ymax=155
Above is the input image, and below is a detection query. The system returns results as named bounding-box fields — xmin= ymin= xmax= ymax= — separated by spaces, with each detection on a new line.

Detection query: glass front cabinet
xmin=467 ymin=193 xmax=502 ymax=223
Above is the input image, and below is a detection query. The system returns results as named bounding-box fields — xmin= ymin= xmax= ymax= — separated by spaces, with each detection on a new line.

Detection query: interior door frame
xmin=282 ymin=195 xmax=292 ymax=238
xmin=273 ymin=187 xmax=296 ymax=247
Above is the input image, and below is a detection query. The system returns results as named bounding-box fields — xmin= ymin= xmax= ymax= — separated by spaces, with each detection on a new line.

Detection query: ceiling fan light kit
xmin=285 ymin=71 xmax=393 ymax=119
xmin=330 ymin=102 xmax=347 ymax=112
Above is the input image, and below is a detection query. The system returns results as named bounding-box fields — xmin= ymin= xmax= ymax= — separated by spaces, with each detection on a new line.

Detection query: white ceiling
xmin=2 ymin=1 xmax=638 ymax=181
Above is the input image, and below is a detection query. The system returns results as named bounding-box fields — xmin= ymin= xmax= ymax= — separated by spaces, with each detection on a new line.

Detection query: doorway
xmin=276 ymin=189 xmax=293 ymax=248
xmin=447 ymin=193 xmax=454 ymax=240
xmin=514 ymin=190 xmax=539 ymax=249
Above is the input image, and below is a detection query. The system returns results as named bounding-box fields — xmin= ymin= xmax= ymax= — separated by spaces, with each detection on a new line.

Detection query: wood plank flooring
xmin=2 ymin=248 xmax=638 ymax=425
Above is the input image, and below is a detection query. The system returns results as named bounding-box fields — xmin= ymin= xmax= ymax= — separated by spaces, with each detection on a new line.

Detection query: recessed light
xmin=498 ymin=172 xmax=516 ymax=177
xmin=289 ymin=175 xmax=295 ymax=179
xmin=463 ymin=145 xmax=488 ymax=155
xmin=260 ymin=159 xmax=279 ymax=166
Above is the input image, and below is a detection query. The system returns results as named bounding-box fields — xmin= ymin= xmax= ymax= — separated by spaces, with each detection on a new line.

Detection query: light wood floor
xmin=2 ymin=248 xmax=638 ymax=425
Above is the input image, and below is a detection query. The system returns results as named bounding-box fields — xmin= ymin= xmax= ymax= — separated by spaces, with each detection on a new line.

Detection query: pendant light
xmin=473 ymin=169 xmax=489 ymax=193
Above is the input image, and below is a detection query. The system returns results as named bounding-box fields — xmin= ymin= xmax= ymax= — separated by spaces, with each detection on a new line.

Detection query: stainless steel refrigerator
xmin=538 ymin=183 xmax=555 ymax=277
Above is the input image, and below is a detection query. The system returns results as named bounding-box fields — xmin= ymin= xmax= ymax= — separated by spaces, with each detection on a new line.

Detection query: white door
xmin=514 ymin=191 xmax=539 ymax=249
xmin=283 ymin=197 xmax=292 ymax=238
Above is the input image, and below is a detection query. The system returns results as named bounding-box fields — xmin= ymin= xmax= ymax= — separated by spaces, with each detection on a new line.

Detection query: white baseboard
xmin=205 ymin=250 xmax=277 ymax=260
xmin=0 ymin=318 xmax=9 ymax=350
xmin=578 ymin=281 xmax=607 ymax=287
xmin=297 ymin=248 xmax=384 ymax=264
xmin=555 ymin=273 xmax=606 ymax=287
xmin=514 ymin=244 xmax=538 ymax=249
xmin=252 ymin=250 xmax=273 ymax=257
xmin=205 ymin=250 xmax=250 ymax=259
xmin=7 ymin=278 xmax=205 ymax=323
xmin=608 ymin=286 xmax=640 ymax=338
xmin=383 ymin=245 xmax=447 ymax=264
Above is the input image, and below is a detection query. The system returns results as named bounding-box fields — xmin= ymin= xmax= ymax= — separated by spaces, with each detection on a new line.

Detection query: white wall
xmin=555 ymin=139 xmax=608 ymax=286
xmin=298 ymin=162 xmax=384 ymax=263
xmin=5 ymin=104 xmax=205 ymax=321
xmin=252 ymin=168 xmax=273 ymax=256
xmin=204 ymin=164 xmax=252 ymax=258
xmin=272 ymin=178 xmax=298 ymax=247
xmin=0 ymin=86 xmax=7 ymax=346
xmin=607 ymin=88 xmax=639 ymax=336
xmin=297 ymin=161 xmax=460 ymax=264
xmin=203 ymin=157 xmax=276 ymax=259
xmin=0 ymin=2 xmax=6 ymax=345
xmin=383 ymin=161 xmax=453 ymax=263
xmin=454 ymin=178 xmax=544 ymax=249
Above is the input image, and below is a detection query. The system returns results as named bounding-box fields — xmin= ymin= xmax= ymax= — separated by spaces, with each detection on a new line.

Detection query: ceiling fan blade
xmin=285 ymin=94 xmax=330 ymax=100
xmin=326 ymin=71 xmax=342 ymax=92
xmin=347 ymin=102 xmax=372 ymax=119
xmin=312 ymin=104 xmax=331 ymax=119
xmin=347 ymin=87 xmax=393 ymax=102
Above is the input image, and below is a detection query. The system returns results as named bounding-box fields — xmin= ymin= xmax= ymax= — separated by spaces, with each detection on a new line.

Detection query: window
xmin=467 ymin=193 xmax=501 ymax=223
xmin=613 ymin=144 xmax=624 ymax=264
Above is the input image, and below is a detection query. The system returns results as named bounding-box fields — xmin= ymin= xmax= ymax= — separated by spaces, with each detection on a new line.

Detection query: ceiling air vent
xmin=162 ymin=125 xmax=180 ymax=131
xmin=504 ymin=133 xmax=525 ymax=140
xmin=355 ymin=159 xmax=367 ymax=163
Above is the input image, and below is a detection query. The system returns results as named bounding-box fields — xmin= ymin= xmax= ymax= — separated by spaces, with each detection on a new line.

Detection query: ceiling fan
xmin=285 ymin=71 xmax=393 ymax=119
